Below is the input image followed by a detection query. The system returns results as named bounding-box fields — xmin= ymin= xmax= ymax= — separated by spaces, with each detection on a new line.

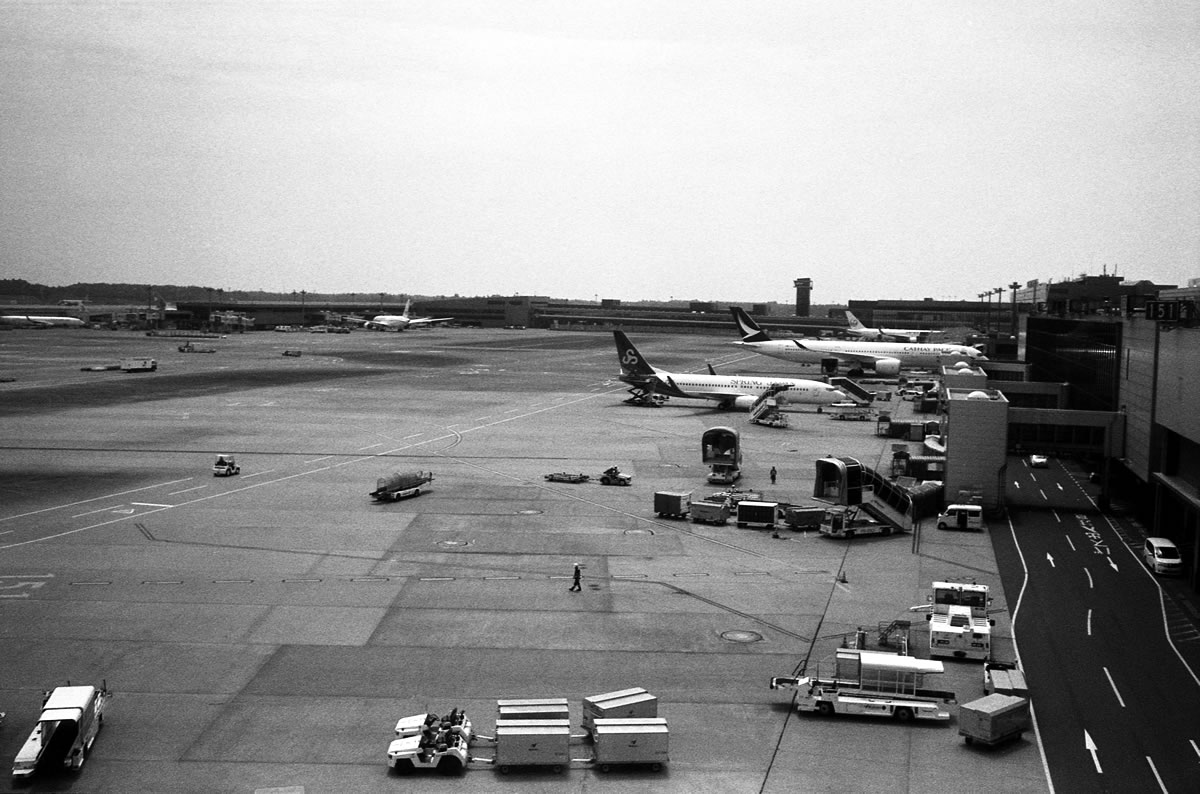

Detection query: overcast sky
xmin=2 ymin=1 xmax=1197 ymax=304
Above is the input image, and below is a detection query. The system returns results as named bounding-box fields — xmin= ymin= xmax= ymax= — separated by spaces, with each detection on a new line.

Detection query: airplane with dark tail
xmin=613 ymin=330 xmax=846 ymax=410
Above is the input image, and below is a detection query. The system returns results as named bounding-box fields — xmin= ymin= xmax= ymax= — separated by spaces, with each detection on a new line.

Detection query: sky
xmin=1 ymin=1 xmax=1197 ymax=304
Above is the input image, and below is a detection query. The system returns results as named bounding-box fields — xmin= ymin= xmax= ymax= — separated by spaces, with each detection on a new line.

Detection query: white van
xmin=935 ymin=504 xmax=983 ymax=531
xmin=1143 ymin=537 xmax=1182 ymax=575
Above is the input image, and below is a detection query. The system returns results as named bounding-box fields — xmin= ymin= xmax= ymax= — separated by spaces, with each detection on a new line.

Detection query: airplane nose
xmin=830 ymin=389 xmax=848 ymax=401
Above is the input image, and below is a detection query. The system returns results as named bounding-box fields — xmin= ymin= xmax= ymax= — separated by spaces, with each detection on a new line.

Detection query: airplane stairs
xmin=828 ymin=376 xmax=876 ymax=405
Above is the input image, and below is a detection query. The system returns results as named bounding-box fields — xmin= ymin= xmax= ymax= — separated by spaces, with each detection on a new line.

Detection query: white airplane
xmin=332 ymin=300 xmax=453 ymax=331
xmin=730 ymin=307 xmax=985 ymax=377
xmin=0 ymin=315 xmax=86 ymax=328
xmin=844 ymin=310 xmax=942 ymax=342
xmin=614 ymin=330 xmax=846 ymax=410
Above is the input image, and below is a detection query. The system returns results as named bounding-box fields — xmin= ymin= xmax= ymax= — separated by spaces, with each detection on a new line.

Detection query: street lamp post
xmin=1009 ymin=281 xmax=1021 ymax=337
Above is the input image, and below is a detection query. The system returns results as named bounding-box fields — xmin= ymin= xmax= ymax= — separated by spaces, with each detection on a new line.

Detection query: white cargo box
xmin=583 ymin=688 xmax=647 ymax=711
xmin=498 ymin=703 xmax=571 ymax=722
xmin=582 ymin=692 xmax=658 ymax=730
xmin=958 ymin=693 xmax=1029 ymax=746
xmin=592 ymin=721 xmax=669 ymax=770
xmin=985 ymin=666 xmax=1029 ymax=699
xmin=495 ymin=719 xmax=571 ymax=731
xmin=494 ymin=724 xmax=570 ymax=772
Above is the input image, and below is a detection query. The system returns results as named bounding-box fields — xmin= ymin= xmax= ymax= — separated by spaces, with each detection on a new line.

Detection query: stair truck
xmin=926 ymin=580 xmax=995 ymax=660
xmin=818 ymin=504 xmax=899 ymax=538
xmin=370 ymin=470 xmax=433 ymax=501
xmin=770 ymin=648 xmax=956 ymax=722
xmin=387 ymin=709 xmax=471 ymax=776
xmin=12 ymin=683 xmax=112 ymax=779
xmin=958 ymin=693 xmax=1030 ymax=747
xmin=653 ymin=491 xmax=692 ymax=519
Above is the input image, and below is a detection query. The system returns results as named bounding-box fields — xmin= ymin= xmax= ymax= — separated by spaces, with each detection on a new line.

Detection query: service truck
xmin=120 ymin=357 xmax=157 ymax=372
xmin=926 ymin=580 xmax=994 ymax=660
xmin=370 ymin=470 xmax=433 ymax=501
xmin=12 ymin=683 xmax=111 ymax=779
xmin=770 ymin=648 xmax=955 ymax=722
xmin=827 ymin=402 xmax=873 ymax=421
xmin=818 ymin=505 xmax=901 ymax=538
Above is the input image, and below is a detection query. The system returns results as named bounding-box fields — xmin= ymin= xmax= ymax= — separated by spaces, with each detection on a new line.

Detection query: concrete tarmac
xmin=0 ymin=327 xmax=1049 ymax=793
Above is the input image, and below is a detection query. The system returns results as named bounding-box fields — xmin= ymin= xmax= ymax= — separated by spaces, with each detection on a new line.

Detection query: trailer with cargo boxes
xmin=581 ymin=688 xmax=657 ymax=733
xmin=958 ymin=693 xmax=1029 ymax=747
xmin=590 ymin=718 xmax=669 ymax=772
xmin=370 ymin=470 xmax=433 ymax=501
xmin=770 ymin=649 xmax=956 ymax=722
xmin=496 ymin=698 xmax=571 ymax=723
xmin=984 ymin=661 xmax=1029 ymax=698
xmin=736 ymin=500 xmax=780 ymax=529
xmin=493 ymin=723 xmax=570 ymax=774
xmin=689 ymin=499 xmax=730 ymax=525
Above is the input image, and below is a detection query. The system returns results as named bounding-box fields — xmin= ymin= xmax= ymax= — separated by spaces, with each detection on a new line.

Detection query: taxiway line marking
xmin=2 ymin=477 xmax=193 ymax=522
xmin=168 ymin=486 xmax=208 ymax=495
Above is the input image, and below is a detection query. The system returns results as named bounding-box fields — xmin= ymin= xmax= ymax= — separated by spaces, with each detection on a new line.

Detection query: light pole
xmin=977 ymin=292 xmax=988 ymax=334
xmin=1009 ymin=281 xmax=1021 ymax=337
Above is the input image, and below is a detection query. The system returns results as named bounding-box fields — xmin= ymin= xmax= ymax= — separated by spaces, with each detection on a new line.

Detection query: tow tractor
xmin=599 ymin=466 xmax=632 ymax=486
xmin=212 ymin=454 xmax=240 ymax=477
xmin=387 ymin=709 xmax=471 ymax=776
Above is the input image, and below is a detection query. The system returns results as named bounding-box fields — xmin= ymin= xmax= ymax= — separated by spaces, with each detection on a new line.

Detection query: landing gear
xmin=624 ymin=387 xmax=667 ymax=407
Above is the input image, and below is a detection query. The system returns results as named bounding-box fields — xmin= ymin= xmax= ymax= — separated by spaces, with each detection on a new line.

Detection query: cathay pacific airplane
xmin=614 ymin=330 xmax=846 ymax=409
xmin=0 ymin=315 xmax=86 ymax=328
xmin=330 ymin=300 xmax=453 ymax=331
xmin=730 ymin=307 xmax=984 ymax=377
xmin=844 ymin=310 xmax=942 ymax=342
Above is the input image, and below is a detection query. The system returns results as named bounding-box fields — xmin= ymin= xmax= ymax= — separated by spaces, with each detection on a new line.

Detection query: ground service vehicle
xmin=212 ymin=455 xmax=240 ymax=476
xmin=818 ymin=505 xmax=900 ymax=538
xmin=599 ymin=466 xmax=632 ymax=486
xmin=782 ymin=504 xmax=825 ymax=530
xmin=1027 ymin=454 xmax=1048 ymax=468
xmin=936 ymin=504 xmax=983 ymax=531
xmin=120 ymin=357 xmax=157 ymax=372
xmin=1143 ymin=537 xmax=1182 ymax=575
xmin=736 ymin=501 xmax=779 ymax=529
xmin=689 ymin=500 xmax=730 ymax=525
xmin=12 ymin=684 xmax=111 ymax=778
xmin=958 ymin=693 xmax=1029 ymax=747
xmin=927 ymin=581 xmax=994 ymax=660
xmin=492 ymin=723 xmax=569 ymax=774
xmin=827 ymin=401 xmax=873 ymax=420
xmin=387 ymin=710 xmax=470 ymax=776
xmin=771 ymin=649 xmax=955 ymax=722
xmin=177 ymin=342 xmax=215 ymax=353
xmin=653 ymin=491 xmax=691 ymax=519
xmin=370 ymin=470 xmax=433 ymax=500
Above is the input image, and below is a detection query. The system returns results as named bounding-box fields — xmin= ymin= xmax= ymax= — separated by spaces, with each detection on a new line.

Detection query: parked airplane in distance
xmin=730 ymin=307 xmax=984 ymax=377
xmin=328 ymin=300 xmax=453 ymax=331
xmin=844 ymin=310 xmax=942 ymax=342
xmin=0 ymin=315 xmax=86 ymax=328
xmin=614 ymin=330 xmax=846 ymax=410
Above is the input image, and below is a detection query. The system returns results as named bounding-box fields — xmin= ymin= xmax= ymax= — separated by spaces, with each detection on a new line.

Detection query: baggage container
xmin=958 ymin=694 xmax=1029 ymax=747
xmin=984 ymin=664 xmax=1029 ymax=699
xmin=494 ymin=724 xmax=570 ymax=773
xmin=497 ymin=698 xmax=570 ymax=723
xmin=592 ymin=720 xmax=669 ymax=772
xmin=582 ymin=691 xmax=657 ymax=731
xmin=689 ymin=500 xmax=730 ymax=525
xmin=653 ymin=491 xmax=692 ymax=519
xmin=736 ymin=500 xmax=779 ymax=529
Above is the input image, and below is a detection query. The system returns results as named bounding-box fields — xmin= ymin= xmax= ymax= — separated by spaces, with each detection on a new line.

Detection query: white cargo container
xmin=958 ymin=694 xmax=1029 ymax=746
xmin=496 ymin=698 xmax=570 ymax=723
xmin=592 ymin=720 xmax=669 ymax=772
xmin=494 ymin=724 xmax=570 ymax=774
xmin=582 ymin=691 xmax=657 ymax=732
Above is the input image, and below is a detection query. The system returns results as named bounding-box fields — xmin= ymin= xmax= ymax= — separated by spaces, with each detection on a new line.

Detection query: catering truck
xmin=926 ymin=580 xmax=994 ymax=660
xmin=770 ymin=649 xmax=955 ymax=722
xmin=12 ymin=683 xmax=111 ymax=778
xmin=370 ymin=471 xmax=433 ymax=501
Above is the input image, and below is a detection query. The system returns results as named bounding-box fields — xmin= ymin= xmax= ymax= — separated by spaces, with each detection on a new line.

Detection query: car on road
xmin=1143 ymin=537 xmax=1182 ymax=575
xmin=1028 ymin=454 xmax=1048 ymax=468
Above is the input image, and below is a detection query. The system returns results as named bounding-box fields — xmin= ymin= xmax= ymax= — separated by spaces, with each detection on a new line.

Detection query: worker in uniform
xmin=770 ymin=466 xmax=777 ymax=484
xmin=569 ymin=563 xmax=582 ymax=592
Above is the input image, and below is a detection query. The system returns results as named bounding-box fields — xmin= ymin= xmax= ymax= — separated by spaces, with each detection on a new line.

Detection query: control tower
xmin=793 ymin=278 xmax=813 ymax=317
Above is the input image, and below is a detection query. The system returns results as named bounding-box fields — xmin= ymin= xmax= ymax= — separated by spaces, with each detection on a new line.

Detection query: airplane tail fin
xmin=844 ymin=310 xmax=866 ymax=330
xmin=730 ymin=307 xmax=771 ymax=343
xmin=614 ymin=331 xmax=657 ymax=378
xmin=402 ymin=299 xmax=412 ymax=318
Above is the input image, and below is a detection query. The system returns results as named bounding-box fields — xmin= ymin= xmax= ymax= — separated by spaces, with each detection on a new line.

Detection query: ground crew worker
xmin=770 ymin=466 xmax=777 ymax=484
xmin=569 ymin=563 xmax=582 ymax=592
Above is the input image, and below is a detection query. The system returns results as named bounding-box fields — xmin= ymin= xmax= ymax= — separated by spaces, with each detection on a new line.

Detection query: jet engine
xmin=718 ymin=395 xmax=761 ymax=410
xmin=872 ymin=358 xmax=902 ymax=377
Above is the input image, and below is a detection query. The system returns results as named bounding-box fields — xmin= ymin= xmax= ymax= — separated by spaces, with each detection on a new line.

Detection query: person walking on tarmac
xmin=770 ymin=466 xmax=777 ymax=485
xmin=569 ymin=563 xmax=582 ymax=592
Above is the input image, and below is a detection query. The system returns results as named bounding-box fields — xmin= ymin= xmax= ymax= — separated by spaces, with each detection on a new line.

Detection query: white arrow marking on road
xmin=1085 ymin=731 xmax=1102 ymax=773
xmin=1109 ymin=557 xmax=1119 ymax=572
xmin=1047 ymin=552 xmax=1055 ymax=568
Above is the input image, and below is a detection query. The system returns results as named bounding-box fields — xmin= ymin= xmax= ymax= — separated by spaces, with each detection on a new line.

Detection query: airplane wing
xmin=405 ymin=316 xmax=454 ymax=328
xmin=792 ymin=341 xmax=884 ymax=368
